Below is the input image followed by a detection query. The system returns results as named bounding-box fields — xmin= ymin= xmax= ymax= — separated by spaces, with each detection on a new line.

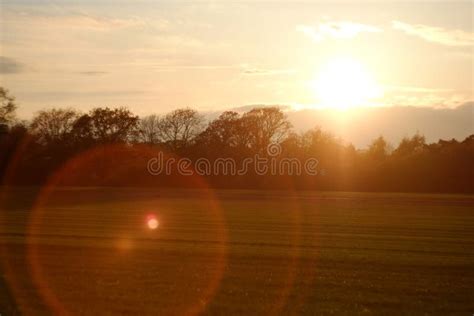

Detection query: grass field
xmin=1 ymin=187 xmax=473 ymax=315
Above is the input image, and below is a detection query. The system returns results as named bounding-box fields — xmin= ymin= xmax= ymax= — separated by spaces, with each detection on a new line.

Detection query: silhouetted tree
xmin=0 ymin=95 xmax=472 ymax=192
xmin=394 ymin=133 xmax=426 ymax=157
xmin=0 ymin=87 xmax=17 ymax=127
xmin=159 ymin=108 xmax=203 ymax=149
xmin=197 ymin=111 xmax=240 ymax=148
xmin=241 ymin=107 xmax=292 ymax=151
xmin=0 ymin=123 xmax=29 ymax=181
xmin=30 ymin=108 xmax=80 ymax=145
xmin=72 ymin=107 xmax=139 ymax=144
xmin=136 ymin=114 xmax=162 ymax=145
xmin=367 ymin=136 xmax=390 ymax=161
xmin=301 ymin=127 xmax=340 ymax=153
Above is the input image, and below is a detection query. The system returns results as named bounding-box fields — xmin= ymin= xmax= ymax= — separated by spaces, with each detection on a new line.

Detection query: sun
xmin=312 ymin=57 xmax=382 ymax=110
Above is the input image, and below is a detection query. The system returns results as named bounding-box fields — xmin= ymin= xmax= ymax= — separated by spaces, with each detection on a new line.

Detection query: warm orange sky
xmin=1 ymin=1 xmax=473 ymax=125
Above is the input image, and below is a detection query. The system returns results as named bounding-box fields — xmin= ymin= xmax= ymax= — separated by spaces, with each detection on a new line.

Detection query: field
xmin=1 ymin=187 xmax=473 ymax=315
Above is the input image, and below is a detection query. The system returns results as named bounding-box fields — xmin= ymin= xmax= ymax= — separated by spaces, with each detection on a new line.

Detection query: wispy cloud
xmin=3 ymin=10 xmax=202 ymax=68
xmin=392 ymin=21 xmax=474 ymax=46
xmin=77 ymin=71 xmax=109 ymax=76
xmin=297 ymin=21 xmax=381 ymax=42
xmin=383 ymin=84 xmax=472 ymax=109
xmin=384 ymin=93 xmax=472 ymax=109
xmin=384 ymin=85 xmax=454 ymax=93
xmin=4 ymin=10 xmax=168 ymax=34
xmin=241 ymin=64 xmax=296 ymax=76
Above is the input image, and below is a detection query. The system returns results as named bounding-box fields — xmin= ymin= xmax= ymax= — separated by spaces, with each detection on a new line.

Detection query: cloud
xmin=2 ymin=10 xmax=200 ymax=68
xmin=240 ymin=64 xmax=296 ymax=76
xmin=78 ymin=71 xmax=108 ymax=76
xmin=228 ymin=104 xmax=292 ymax=113
xmin=384 ymin=93 xmax=472 ymax=109
xmin=392 ymin=21 xmax=474 ymax=46
xmin=5 ymin=11 xmax=153 ymax=32
xmin=50 ymin=14 xmax=143 ymax=31
xmin=297 ymin=21 xmax=381 ymax=42
xmin=0 ymin=56 xmax=24 ymax=74
xmin=384 ymin=85 xmax=454 ymax=93
xmin=2 ymin=10 xmax=171 ymax=47
xmin=382 ymin=85 xmax=472 ymax=109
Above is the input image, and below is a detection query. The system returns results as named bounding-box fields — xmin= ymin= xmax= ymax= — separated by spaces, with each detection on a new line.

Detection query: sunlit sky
xmin=1 ymin=1 xmax=473 ymax=120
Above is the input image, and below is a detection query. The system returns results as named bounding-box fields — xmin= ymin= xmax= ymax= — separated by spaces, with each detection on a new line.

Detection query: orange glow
xmin=116 ymin=238 xmax=133 ymax=251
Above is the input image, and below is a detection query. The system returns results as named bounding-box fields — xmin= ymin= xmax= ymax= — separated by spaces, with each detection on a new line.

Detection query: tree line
xmin=1 ymin=87 xmax=473 ymax=193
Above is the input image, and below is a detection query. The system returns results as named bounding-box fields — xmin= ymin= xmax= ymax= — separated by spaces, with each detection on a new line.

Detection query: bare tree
xmin=30 ymin=108 xmax=80 ymax=144
xmin=0 ymin=87 xmax=17 ymax=126
xmin=137 ymin=114 xmax=162 ymax=144
xmin=159 ymin=108 xmax=203 ymax=149
xmin=241 ymin=107 xmax=292 ymax=150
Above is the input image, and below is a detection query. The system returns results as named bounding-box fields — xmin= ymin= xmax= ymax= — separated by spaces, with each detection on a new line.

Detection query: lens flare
xmin=147 ymin=216 xmax=159 ymax=230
